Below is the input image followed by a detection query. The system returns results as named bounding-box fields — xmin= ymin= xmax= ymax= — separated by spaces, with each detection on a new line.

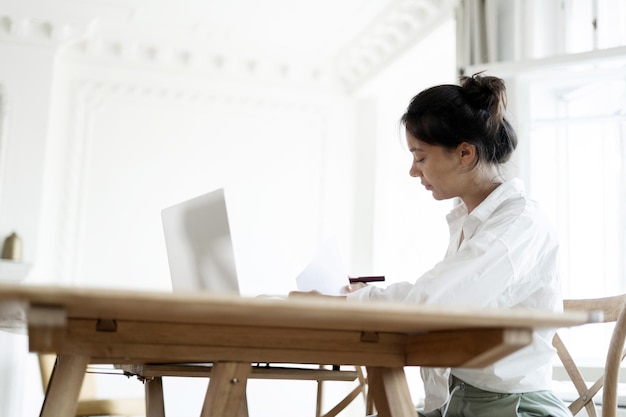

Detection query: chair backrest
xmin=553 ymin=294 xmax=626 ymax=417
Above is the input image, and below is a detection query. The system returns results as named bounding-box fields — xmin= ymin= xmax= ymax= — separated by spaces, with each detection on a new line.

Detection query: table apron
xmin=27 ymin=318 xmax=531 ymax=369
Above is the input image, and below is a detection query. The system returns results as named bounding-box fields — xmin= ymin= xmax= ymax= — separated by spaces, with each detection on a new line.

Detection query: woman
xmin=300 ymin=74 xmax=570 ymax=417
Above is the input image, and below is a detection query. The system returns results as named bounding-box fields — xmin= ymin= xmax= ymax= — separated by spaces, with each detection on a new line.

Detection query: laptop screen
xmin=161 ymin=188 xmax=240 ymax=295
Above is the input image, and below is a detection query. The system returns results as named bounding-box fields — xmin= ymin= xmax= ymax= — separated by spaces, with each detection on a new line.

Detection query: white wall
xmin=35 ymin=62 xmax=357 ymax=294
xmin=0 ymin=37 xmax=59 ymax=417
xmin=357 ymin=20 xmax=457 ymax=284
xmin=0 ymin=43 xmax=56 ymax=267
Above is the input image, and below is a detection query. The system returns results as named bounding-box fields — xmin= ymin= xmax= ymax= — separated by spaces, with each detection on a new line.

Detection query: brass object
xmin=1 ymin=232 xmax=22 ymax=261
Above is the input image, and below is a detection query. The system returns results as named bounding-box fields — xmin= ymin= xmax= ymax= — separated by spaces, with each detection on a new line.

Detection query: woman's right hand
xmin=345 ymin=282 xmax=367 ymax=293
xmin=288 ymin=290 xmax=346 ymax=300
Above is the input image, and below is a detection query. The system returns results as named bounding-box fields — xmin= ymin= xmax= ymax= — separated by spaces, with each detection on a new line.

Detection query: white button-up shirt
xmin=347 ymin=178 xmax=562 ymax=411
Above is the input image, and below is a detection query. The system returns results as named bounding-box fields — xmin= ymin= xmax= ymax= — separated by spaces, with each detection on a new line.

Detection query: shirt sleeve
xmin=347 ymin=231 xmax=516 ymax=307
xmin=347 ymin=187 xmax=559 ymax=309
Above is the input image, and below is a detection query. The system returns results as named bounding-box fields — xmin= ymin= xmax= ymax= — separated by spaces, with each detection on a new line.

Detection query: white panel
xmin=359 ymin=19 xmax=456 ymax=283
xmin=60 ymin=84 xmax=340 ymax=296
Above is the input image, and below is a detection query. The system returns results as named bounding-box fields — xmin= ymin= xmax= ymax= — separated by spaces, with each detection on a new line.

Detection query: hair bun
xmin=461 ymin=73 xmax=507 ymax=134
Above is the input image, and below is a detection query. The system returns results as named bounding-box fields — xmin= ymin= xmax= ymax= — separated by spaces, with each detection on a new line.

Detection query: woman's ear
xmin=458 ymin=142 xmax=477 ymax=167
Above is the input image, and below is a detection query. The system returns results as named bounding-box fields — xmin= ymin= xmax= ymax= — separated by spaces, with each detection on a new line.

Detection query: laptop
xmin=162 ymin=188 xmax=356 ymax=297
xmin=161 ymin=188 xmax=240 ymax=295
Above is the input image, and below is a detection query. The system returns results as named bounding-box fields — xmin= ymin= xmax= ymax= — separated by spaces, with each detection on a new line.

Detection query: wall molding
xmin=0 ymin=0 xmax=458 ymax=92
xmin=0 ymin=14 xmax=91 ymax=46
xmin=333 ymin=0 xmax=458 ymax=91
xmin=56 ymin=76 xmax=332 ymax=284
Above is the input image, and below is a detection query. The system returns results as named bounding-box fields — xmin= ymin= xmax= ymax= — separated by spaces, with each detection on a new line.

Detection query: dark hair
xmin=400 ymin=73 xmax=517 ymax=165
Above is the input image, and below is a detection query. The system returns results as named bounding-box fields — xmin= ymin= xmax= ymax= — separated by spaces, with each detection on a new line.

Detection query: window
xmin=526 ymin=64 xmax=626 ymax=299
xmin=523 ymin=60 xmax=626 ymax=366
xmin=565 ymin=0 xmax=626 ymax=52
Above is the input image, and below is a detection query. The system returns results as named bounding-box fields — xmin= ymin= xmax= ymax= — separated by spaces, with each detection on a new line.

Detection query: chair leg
xmin=316 ymin=365 xmax=325 ymax=417
xmin=145 ymin=377 xmax=165 ymax=417
xmin=317 ymin=366 xmax=373 ymax=417
xmin=320 ymin=384 xmax=364 ymax=417
xmin=357 ymin=366 xmax=376 ymax=415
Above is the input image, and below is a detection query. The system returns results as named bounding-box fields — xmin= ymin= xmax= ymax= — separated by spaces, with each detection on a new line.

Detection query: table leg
xmin=366 ymin=367 xmax=416 ymax=417
xmin=239 ymin=393 xmax=249 ymax=417
xmin=200 ymin=362 xmax=251 ymax=417
xmin=39 ymin=354 xmax=89 ymax=417
xmin=145 ymin=376 xmax=166 ymax=417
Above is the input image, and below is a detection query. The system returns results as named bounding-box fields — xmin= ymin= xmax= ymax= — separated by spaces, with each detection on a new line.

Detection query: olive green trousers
xmin=417 ymin=375 xmax=572 ymax=417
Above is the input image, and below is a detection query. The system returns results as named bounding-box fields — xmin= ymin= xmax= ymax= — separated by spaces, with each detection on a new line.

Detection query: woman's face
xmin=406 ymin=131 xmax=464 ymax=201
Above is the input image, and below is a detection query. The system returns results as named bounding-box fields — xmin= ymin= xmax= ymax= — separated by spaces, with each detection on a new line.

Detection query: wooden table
xmin=0 ymin=284 xmax=597 ymax=417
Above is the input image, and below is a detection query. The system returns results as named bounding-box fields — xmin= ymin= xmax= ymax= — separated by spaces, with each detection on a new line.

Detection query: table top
xmin=8 ymin=285 xmax=599 ymax=417
xmin=0 ymin=283 xmax=597 ymax=334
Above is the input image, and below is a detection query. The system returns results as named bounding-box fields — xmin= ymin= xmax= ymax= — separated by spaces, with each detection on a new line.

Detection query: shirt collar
xmin=446 ymin=178 xmax=525 ymax=238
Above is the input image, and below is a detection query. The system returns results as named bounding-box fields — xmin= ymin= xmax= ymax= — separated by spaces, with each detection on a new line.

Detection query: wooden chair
xmin=553 ymin=294 xmax=626 ymax=417
xmin=39 ymin=354 xmax=145 ymax=416
xmin=315 ymin=365 xmax=372 ymax=417
xmin=119 ymin=362 xmax=369 ymax=417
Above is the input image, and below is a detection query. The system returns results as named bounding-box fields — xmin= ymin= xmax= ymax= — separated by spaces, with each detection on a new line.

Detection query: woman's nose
xmin=409 ymin=165 xmax=421 ymax=177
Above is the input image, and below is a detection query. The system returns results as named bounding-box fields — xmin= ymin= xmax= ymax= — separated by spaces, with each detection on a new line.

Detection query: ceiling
xmin=0 ymin=0 xmax=458 ymax=90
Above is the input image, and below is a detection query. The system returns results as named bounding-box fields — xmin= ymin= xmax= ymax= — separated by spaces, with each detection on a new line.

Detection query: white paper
xmin=295 ymin=238 xmax=347 ymax=296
